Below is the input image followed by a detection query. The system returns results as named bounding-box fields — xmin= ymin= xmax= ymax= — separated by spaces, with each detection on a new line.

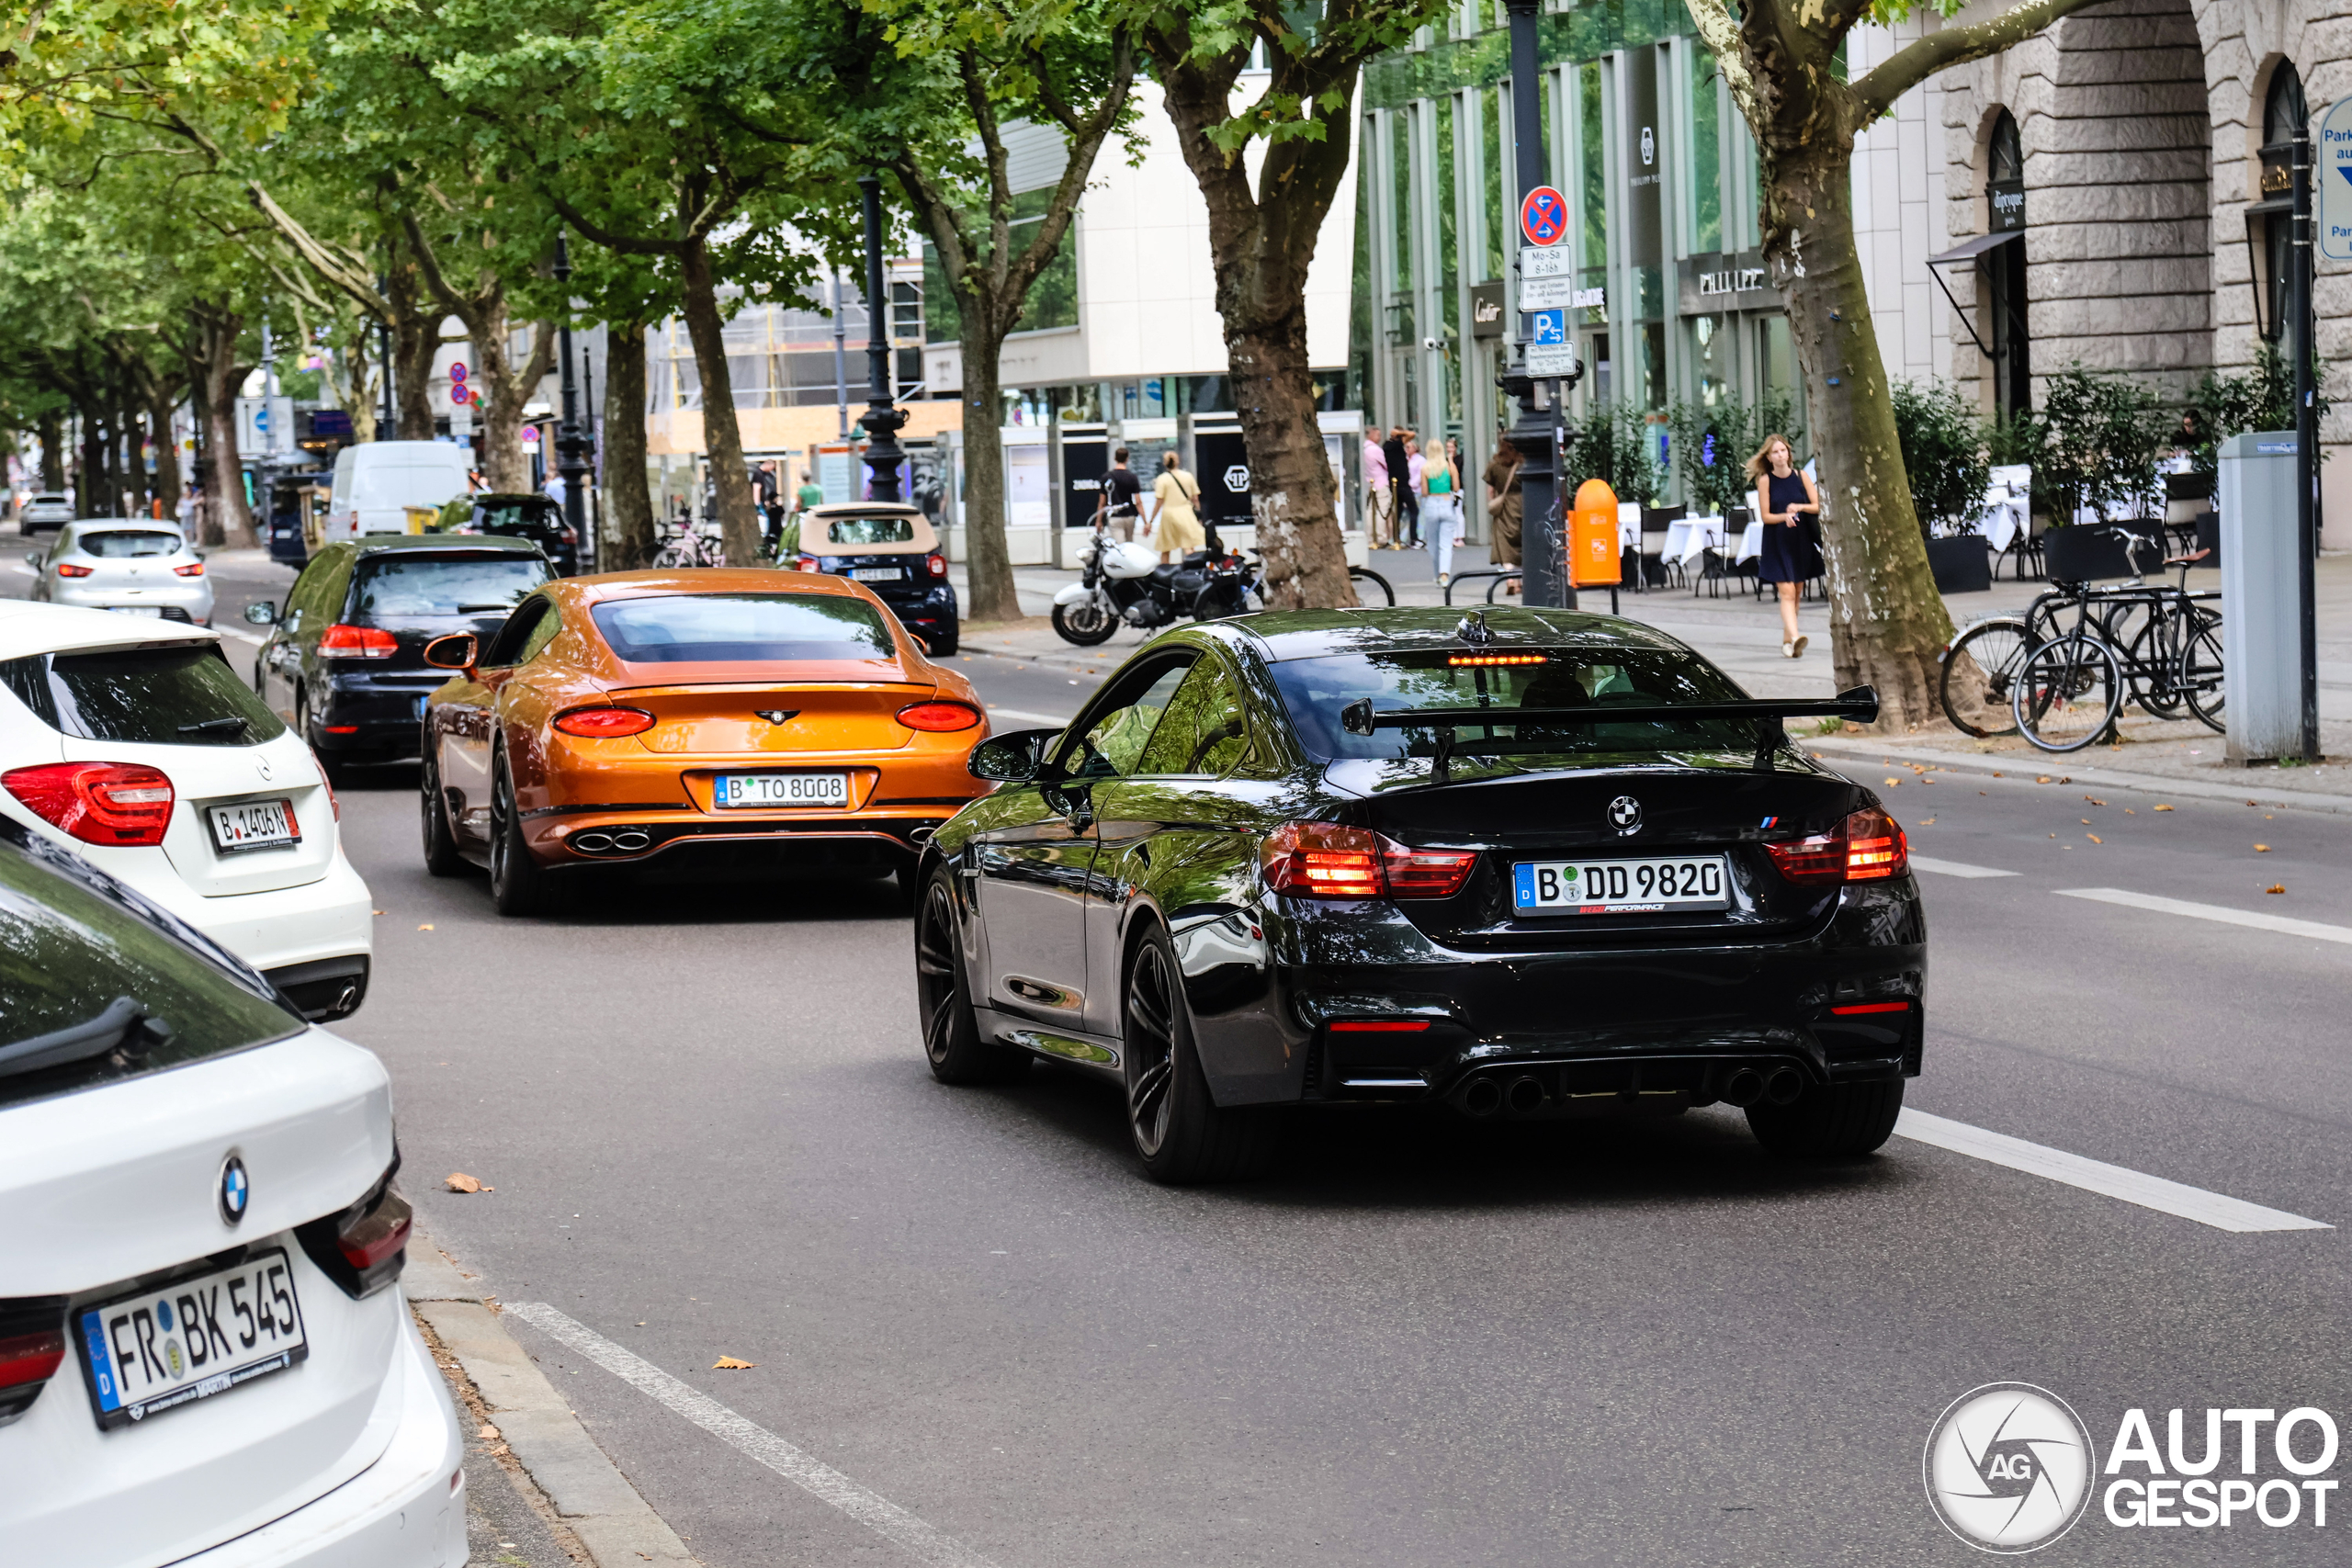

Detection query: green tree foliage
xmin=1886 ymin=379 xmax=1990 ymax=533
xmin=2031 ymin=364 xmax=2164 ymax=526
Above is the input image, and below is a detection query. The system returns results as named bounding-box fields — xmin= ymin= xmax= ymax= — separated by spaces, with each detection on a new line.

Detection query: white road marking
xmin=504 ymin=1303 xmax=1002 ymax=1568
xmin=1908 ymin=856 xmax=2020 ymax=879
xmin=1894 ymin=1110 xmax=2330 ymax=1233
xmin=213 ymin=625 xmax=263 ymax=645
xmin=985 ymin=707 xmax=1072 ymax=727
xmin=2054 ymin=887 xmax=2352 ymax=946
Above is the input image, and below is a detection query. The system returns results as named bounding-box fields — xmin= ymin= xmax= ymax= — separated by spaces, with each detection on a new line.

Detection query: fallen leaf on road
xmin=372 ymin=908 xmax=384 ymax=915
xmin=479 ymin=1423 xmax=500 ymax=1440
xmin=418 ymin=924 xmax=435 ymax=931
xmin=2081 ymin=818 xmax=2091 ymax=825
xmin=2154 ymin=804 xmax=2175 ymax=811
xmin=2256 ymin=844 xmax=2271 ymax=852
xmin=446 ymin=1173 xmax=492 ymax=1193
xmin=1918 ymin=818 xmax=1935 ymax=826
xmin=2036 ymin=775 xmax=2052 ymax=784
xmin=713 ymin=1357 xmax=756 ymax=1370
xmin=2087 ymin=834 xmax=2102 ymax=844
xmin=1883 ymin=777 xmax=1900 ymax=786
xmin=2085 ymin=796 xmax=2106 ymax=806
xmin=2125 ymin=808 xmax=2136 ymax=815
xmin=2267 ymin=884 xmax=2286 ymax=895
xmin=2059 ymin=776 xmax=2072 ymax=784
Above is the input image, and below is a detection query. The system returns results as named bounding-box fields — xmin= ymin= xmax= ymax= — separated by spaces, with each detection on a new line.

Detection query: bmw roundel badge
xmin=1607 ymin=795 xmax=1644 ymax=836
xmin=218 ymin=1153 xmax=249 ymax=1226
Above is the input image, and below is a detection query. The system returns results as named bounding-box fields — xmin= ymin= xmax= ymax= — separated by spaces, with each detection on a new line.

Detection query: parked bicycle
xmin=651 ymin=517 xmax=727 ymax=570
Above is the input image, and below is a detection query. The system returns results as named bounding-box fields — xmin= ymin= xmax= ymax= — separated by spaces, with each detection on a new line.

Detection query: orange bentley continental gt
xmin=417 ymin=570 xmax=992 ymax=914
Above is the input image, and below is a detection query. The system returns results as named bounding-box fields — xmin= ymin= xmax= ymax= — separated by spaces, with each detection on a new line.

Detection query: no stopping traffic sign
xmin=1521 ymin=186 xmax=1568 ymax=247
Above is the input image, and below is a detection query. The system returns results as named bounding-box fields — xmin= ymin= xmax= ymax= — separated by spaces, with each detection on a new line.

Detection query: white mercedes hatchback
xmin=0 ymin=602 xmax=373 ymax=1020
xmin=0 ymin=820 xmax=463 ymax=1568
xmin=28 ymin=522 xmax=217 ymax=626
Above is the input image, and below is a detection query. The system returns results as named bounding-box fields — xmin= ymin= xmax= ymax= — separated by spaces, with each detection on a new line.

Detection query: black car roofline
xmin=1340 ymin=687 xmax=1881 ymax=739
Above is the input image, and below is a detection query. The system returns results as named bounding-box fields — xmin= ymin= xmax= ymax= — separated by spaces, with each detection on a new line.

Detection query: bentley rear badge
xmin=755 ymin=710 xmax=799 ymax=726
xmin=1608 ymin=795 xmax=1644 ymax=835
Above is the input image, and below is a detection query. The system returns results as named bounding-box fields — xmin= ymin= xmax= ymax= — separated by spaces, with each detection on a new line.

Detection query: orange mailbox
xmin=1570 ymin=479 xmax=1623 ymax=587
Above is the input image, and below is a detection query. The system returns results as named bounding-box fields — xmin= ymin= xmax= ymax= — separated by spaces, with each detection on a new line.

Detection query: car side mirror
xmin=243 ymin=601 xmax=277 ymax=626
xmin=423 ymin=633 xmax=479 ymax=672
xmin=22 ymin=550 xmax=37 ymax=568
xmin=967 ymin=728 xmax=1062 ymax=784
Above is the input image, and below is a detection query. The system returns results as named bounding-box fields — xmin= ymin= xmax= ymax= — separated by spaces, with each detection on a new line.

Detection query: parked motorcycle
xmin=1050 ymin=526 xmax=1254 ymax=646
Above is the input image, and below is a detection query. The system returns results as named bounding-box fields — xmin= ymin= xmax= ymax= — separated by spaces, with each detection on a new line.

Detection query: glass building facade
xmin=1354 ymin=0 xmax=1802 ymax=515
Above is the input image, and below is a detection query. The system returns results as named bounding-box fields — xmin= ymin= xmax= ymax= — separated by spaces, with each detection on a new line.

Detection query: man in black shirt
xmin=1096 ymin=446 xmax=1146 ymax=542
xmin=1381 ymin=427 xmax=1412 ymax=549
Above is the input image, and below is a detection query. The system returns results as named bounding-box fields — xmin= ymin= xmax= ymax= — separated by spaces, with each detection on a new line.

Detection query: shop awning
xmin=1927 ymin=231 xmax=2024 ymax=268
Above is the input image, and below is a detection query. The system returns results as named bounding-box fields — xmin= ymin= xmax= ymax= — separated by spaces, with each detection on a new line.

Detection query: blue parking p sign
xmin=1530 ymin=309 xmax=1566 ymax=345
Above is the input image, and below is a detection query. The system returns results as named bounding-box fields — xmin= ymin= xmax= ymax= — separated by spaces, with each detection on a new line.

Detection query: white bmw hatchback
xmin=28 ymin=521 xmax=216 ymax=626
xmin=0 ymin=819 xmax=464 ymax=1567
xmin=0 ymin=602 xmax=373 ymax=1020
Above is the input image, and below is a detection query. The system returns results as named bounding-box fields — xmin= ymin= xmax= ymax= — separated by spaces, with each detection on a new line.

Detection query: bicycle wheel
xmin=1938 ymin=616 xmax=2026 ymax=738
xmin=651 ymin=543 xmax=686 ymax=568
xmin=2122 ymin=615 xmax=2187 ymax=719
xmin=2012 ymin=631 xmax=2123 ymax=752
xmin=2180 ymin=615 xmax=2226 ymax=733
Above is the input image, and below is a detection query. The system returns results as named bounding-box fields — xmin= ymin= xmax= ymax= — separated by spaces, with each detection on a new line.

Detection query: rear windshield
xmin=353 ymin=554 xmax=551 ymax=617
xmin=0 ymin=827 xmax=301 ymax=1112
xmin=76 ymin=531 xmax=183 ymax=558
xmin=593 ymin=593 xmax=896 ymax=663
xmin=1270 ymin=648 xmax=1752 ymax=762
xmin=472 ymin=500 xmax=556 ymax=533
xmin=1 ymin=645 xmax=287 ymax=748
xmin=825 ymin=515 xmax=916 ymax=547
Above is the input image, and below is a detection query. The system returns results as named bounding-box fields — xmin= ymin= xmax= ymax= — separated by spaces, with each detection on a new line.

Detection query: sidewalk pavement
xmin=947 ymin=546 xmax=2352 ymax=812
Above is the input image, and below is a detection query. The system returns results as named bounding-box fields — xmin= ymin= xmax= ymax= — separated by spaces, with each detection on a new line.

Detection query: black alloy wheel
xmin=420 ymin=749 xmax=465 ymax=877
xmin=1121 ymin=929 xmax=1278 ymax=1183
xmin=487 ymin=750 xmax=548 ymax=917
xmin=914 ymin=873 xmax=1028 ymax=1084
xmin=1747 ymin=1078 xmax=1905 ymax=1157
xmin=1051 ymin=601 xmax=1118 ymax=646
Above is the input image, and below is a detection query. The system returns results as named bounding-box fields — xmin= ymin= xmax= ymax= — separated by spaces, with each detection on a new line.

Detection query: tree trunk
xmin=119 ymin=397 xmax=151 ymax=516
xmin=387 ymin=256 xmax=438 ymax=441
xmin=148 ymin=392 xmax=181 ymax=517
xmin=77 ymin=407 xmax=105 ymax=516
xmin=198 ymin=311 xmax=258 ymax=548
xmin=37 ymin=411 xmax=65 ymax=490
xmin=462 ymin=296 xmax=550 ymax=493
xmin=679 ymin=238 xmax=761 ymax=565
xmin=1770 ymin=142 xmax=1951 ymax=728
xmin=956 ymin=314 xmax=1019 ymax=622
xmin=1228 ymin=321 xmax=1350 ymax=609
xmin=600 ymin=321 xmax=658 ymax=570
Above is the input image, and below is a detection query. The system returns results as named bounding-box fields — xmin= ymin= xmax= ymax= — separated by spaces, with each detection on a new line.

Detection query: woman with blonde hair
xmin=1148 ymin=449 xmax=1205 ymax=563
xmin=1747 ymin=432 xmax=1823 ymax=657
xmin=1419 ymin=434 xmax=1464 ymax=586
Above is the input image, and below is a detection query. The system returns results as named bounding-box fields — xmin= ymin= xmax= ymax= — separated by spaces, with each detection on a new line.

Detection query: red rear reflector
xmin=318 ymin=624 xmax=397 ymax=660
xmin=174 ymin=561 xmax=205 ymax=577
xmin=3 ymin=761 xmax=175 ymax=846
xmin=553 ymin=705 xmax=656 ymax=739
xmin=324 ymin=726 xmax=359 ymax=734
xmin=0 ymin=1328 xmax=65 ymax=1391
xmin=897 ymin=701 xmax=982 ymax=733
xmin=1263 ymin=823 xmax=1477 ymax=900
xmin=1330 ymin=1020 xmax=1431 ymax=1032
xmin=1830 ymin=1001 xmax=1911 ymax=1016
xmin=54 ymin=562 xmax=93 ymax=578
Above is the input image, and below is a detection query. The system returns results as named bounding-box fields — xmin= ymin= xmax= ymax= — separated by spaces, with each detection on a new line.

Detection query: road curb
xmin=1807 ymin=737 xmax=2352 ymax=817
xmin=406 ymin=1235 xmax=702 ymax=1568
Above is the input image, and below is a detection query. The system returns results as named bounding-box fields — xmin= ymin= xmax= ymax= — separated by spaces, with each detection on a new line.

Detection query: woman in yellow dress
xmin=1148 ymin=451 xmax=1206 ymax=562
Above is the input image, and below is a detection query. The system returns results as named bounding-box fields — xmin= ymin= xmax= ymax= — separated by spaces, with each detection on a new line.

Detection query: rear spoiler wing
xmin=1339 ymin=686 xmax=1881 ymax=737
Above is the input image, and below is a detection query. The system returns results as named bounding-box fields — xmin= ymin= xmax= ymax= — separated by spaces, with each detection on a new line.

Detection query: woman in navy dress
xmin=1747 ymin=433 xmax=1823 ymax=658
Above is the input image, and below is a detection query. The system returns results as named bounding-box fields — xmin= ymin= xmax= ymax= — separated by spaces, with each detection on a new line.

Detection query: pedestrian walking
xmin=1148 ymin=450 xmax=1205 ymax=562
xmin=752 ymin=459 xmax=784 ymax=555
xmin=1484 ymin=435 xmax=1525 ymax=593
xmin=1363 ymin=430 xmax=1393 ymax=547
xmin=1398 ymin=434 xmax=1424 ymax=549
xmin=1382 ymin=426 xmax=1411 ymax=549
xmin=1096 ymin=446 xmax=1146 ymax=543
xmin=1747 ymin=432 xmax=1824 ymax=658
xmin=1420 ymin=439 xmax=1464 ymax=587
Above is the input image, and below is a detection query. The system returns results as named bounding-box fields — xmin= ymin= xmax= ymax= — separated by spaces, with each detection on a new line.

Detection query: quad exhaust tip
xmin=1722 ymin=1066 xmax=1805 ymax=1108
xmin=1764 ymin=1066 xmax=1804 ymax=1106
xmin=1462 ymin=1078 xmax=1503 ymax=1117
xmin=570 ymin=829 xmax=652 ymax=856
xmin=1504 ymin=1076 xmax=1545 ymax=1115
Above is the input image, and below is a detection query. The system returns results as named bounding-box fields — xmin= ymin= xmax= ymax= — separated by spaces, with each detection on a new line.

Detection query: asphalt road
xmin=17 ymin=538 xmax=2352 ymax=1563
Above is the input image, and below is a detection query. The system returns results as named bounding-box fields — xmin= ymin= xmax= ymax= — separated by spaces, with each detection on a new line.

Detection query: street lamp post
xmin=856 ymin=175 xmax=909 ymax=504
xmin=1502 ymin=0 xmax=1577 ymax=609
xmin=551 ymin=231 xmax=594 ymax=573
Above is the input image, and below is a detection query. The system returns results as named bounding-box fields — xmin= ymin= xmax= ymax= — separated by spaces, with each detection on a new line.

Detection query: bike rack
xmin=1442 ymin=569 xmax=1521 ymax=604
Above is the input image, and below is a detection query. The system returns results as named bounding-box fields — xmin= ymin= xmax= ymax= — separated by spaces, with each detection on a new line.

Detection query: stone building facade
xmin=1937 ymin=0 xmax=2352 ymax=544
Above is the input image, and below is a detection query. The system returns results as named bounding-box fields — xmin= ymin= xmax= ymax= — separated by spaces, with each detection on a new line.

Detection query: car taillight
xmin=318 ymin=624 xmax=397 ymax=659
xmin=1765 ymin=807 xmax=1909 ymax=886
xmin=174 ymin=561 xmax=205 ymax=577
xmin=54 ymin=562 xmax=92 ymax=578
xmin=0 ymin=1298 xmax=67 ymax=1427
xmin=796 ymin=555 xmax=820 ymax=572
xmin=1262 ymin=822 xmax=1477 ymax=900
xmin=3 ymin=761 xmax=175 ymax=846
xmin=896 ymin=701 xmax=982 ymax=732
xmin=553 ymin=705 xmax=656 ymax=739
xmin=295 ymin=1162 xmax=412 ymax=1300
xmin=926 ymin=551 xmax=947 ymax=578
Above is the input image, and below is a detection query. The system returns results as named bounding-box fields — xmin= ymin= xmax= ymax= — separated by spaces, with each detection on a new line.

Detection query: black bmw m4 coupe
xmin=913 ymin=606 xmax=1925 ymax=1182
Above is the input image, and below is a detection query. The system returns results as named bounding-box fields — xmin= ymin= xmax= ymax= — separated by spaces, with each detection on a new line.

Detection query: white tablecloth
xmin=1661 ymin=516 xmax=1767 ymax=567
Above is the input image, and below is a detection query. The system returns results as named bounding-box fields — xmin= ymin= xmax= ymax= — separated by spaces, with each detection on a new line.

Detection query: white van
xmin=324 ymin=442 xmax=470 ymax=540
